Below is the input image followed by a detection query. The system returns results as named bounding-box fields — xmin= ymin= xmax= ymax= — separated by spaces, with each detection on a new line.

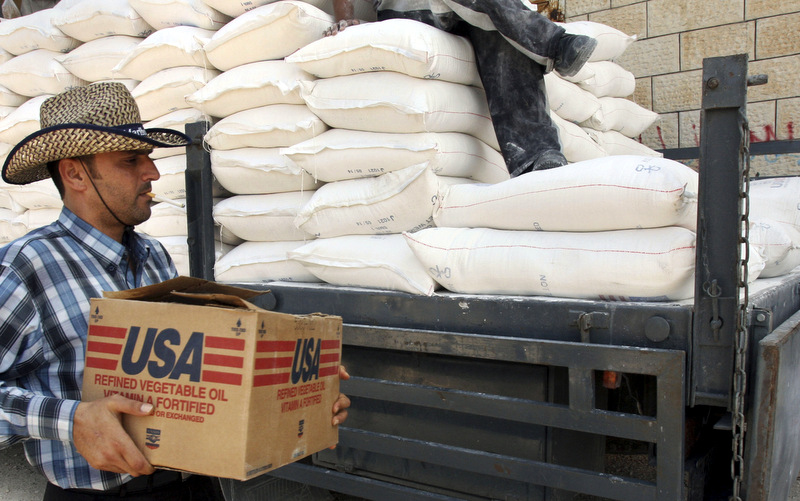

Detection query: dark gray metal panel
xmin=691 ymin=54 xmax=749 ymax=408
xmin=240 ymin=282 xmax=695 ymax=351
xmin=306 ymin=325 xmax=686 ymax=500
xmin=744 ymin=309 xmax=800 ymax=500
xmin=184 ymin=121 xmax=215 ymax=280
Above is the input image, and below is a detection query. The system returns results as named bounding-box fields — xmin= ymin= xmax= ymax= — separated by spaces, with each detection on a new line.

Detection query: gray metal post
xmin=690 ymin=54 xmax=749 ymax=408
xmin=184 ymin=121 xmax=215 ymax=280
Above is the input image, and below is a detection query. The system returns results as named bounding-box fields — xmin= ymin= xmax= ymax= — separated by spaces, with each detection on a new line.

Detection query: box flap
xmin=102 ymin=276 xmax=266 ymax=303
xmin=169 ymin=291 xmax=260 ymax=310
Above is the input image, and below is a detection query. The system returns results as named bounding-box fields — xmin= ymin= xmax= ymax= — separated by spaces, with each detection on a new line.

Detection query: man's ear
xmin=59 ymin=158 xmax=89 ymax=193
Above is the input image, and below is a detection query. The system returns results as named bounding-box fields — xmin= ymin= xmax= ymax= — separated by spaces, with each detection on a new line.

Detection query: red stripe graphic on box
xmin=89 ymin=325 xmax=127 ymax=339
xmin=253 ymin=373 xmax=290 ymax=387
xmin=86 ymin=357 xmax=118 ymax=371
xmin=321 ymin=340 xmax=340 ymax=350
xmin=203 ymin=353 xmax=244 ymax=369
xmin=205 ymin=336 xmax=245 ymax=351
xmin=319 ymin=366 xmax=339 ymax=378
xmin=254 ymin=341 xmax=296 ymax=387
xmin=86 ymin=340 xmax=123 ymax=356
xmin=201 ymin=336 xmax=245 ymax=385
xmin=256 ymin=340 xmax=295 ymax=353
xmin=255 ymin=357 xmax=292 ymax=370
xmin=202 ymin=370 xmax=242 ymax=386
xmin=253 ymin=338 xmax=342 ymax=387
xmin=320 ymin=353 xmax=339 ymax=364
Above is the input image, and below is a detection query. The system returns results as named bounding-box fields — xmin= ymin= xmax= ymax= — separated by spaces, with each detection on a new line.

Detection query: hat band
xmin=112 ymin=123 xmax=148 ymax=137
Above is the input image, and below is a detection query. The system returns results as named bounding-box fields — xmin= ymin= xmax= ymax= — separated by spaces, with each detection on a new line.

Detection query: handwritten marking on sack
xmin=429 ymin=265 xmax=451 ymax=279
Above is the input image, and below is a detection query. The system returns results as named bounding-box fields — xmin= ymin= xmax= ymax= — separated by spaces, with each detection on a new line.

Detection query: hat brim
xmin=1 ymin=123 xmax=192 ymax=185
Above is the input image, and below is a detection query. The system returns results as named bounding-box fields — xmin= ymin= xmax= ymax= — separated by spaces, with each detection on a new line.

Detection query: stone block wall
xmin=563 ymin=0 xmax=800 ymax=175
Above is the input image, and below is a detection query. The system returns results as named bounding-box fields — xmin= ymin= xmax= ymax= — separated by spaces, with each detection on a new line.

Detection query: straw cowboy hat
xmin=1 ymin=82 xmax=192 ymax=185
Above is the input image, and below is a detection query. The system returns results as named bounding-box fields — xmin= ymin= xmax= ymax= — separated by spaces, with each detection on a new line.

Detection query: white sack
xmin=217 ymin=224 xmax=244 ymax=246
xmin=215 ymin=240 xmax=320 ymax=283
xmin=213 ymin=191 xmax=317 ymax=242
xmin=0 ymin=105 xmax=16 ymax=121
xmin=51 ymin=0 xmax=155 ymax=42
xmin=5 ymin=178 xmax=62 ymax=210
xmin=404 ymin=226 xmax=697 ymax=301
xmin=294 ymin=164 xmax=438 ymax=238
xmin=300 ymin=72 xmax=499 ymax=150
xmin=0 ymin=84 xmax=27 ymax=107
xmin=581 ymin=96 xmax=659 ymax=137
xmin=0 ymin=49 xmax=88 ymax=97
xmin=152 ymin=155 xmax=187 ymax=200
xmin=588 ymin=130 xmax=663 ymax=157
xmin=136 ymin=200 xmax=187 ymax=236
xmin=203 ymin=104 xmax=327 ymax=150
xmin=549 ymin=112 xmax=607 ymax=163
xmin=211 ymin=147 xmax=322 ymax=194
xmin=544 ymin=72 xmax=601 ymax=123
xmin=0 ymin=8 xmax=80 ymax=55
xmin=154 ymin=235 xmax=190 ymax=276
xmin=0 ymin=207 xmax=25 ymax=243
xmin=558 ymin=21 xmax=636 ymax=63
xmin=113 ymin=26 xmax=216 ymax=81
xmin=145 ymin=108 xmax=209 ymax=159
xmin=57 ymin=36 xmax=143 ymax=82
xmin=286 ymin=18 xmax=481 ymax=86
xmin=750 ymin=218 xmax=800 ymax=278
xmin=128 ymin=0 xmax=231 ymax=31
xmin=577 ymin=61 xmax=636 ymax=98
xmin=434 ymin=155 xmax=698 ymax=232
xmin=203 ymin=1 xmax=334 ymax=71
xmin=16 ymin=207 xmax=61 ymax=231
xmin=282 ymin=129 xmax=509 ymax=184
xmin=0 ymin=47 xmax=13 ymax=65
xmin=185 ymin=60 xmax=314 ymax=117
xmin=131 ymin=66 xmax=220 ymax=121
xmin=145 ymin=107 xmax=210 ymax=134
xmin=750 ymin=177 xmax=800 ymax=237
xmin=750 ymin=178 xmax=800 ymax=262
xmin=0 ymin=95 xmax=50 ymax=145
xmin=203 ymin=0 xmax=376 ymax=20
xmin=288 ymin=234 xmax=438 ymax=295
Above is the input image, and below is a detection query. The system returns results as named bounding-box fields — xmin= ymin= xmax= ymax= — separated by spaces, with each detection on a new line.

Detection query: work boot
xmin=553 ymin=34 xmax=598 ymax=77
xmin=530 ymin=150 xmax=568 ymax=171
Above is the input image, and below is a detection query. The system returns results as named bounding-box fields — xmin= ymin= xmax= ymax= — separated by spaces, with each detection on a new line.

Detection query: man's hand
xmin=73 ymin=395 xmax=155 ymax=476
xmin=324 ymin=18 xmax=361 ymax=37
xmin=332 ymin=365 xmax=351 ymax=426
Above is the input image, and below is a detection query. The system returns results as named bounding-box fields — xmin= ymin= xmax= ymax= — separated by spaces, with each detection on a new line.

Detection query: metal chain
xmin=730 ymin=108 xmax=751 ymax=501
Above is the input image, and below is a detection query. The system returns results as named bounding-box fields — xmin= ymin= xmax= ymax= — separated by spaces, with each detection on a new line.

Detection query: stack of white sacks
xmin=0 ymin=0 xmax=795 ymax=300
xmin=275 ymin=7 xmax=705 ymax=300
xmin=0 ymin=4 xmax=81 ymax=246
xmin=196 ymin=0 xmax=348 ymax=284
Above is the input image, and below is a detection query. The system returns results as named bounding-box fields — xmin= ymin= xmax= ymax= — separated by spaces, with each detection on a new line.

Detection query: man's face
xmin=87 ymin=149 xmax=159 ymax=228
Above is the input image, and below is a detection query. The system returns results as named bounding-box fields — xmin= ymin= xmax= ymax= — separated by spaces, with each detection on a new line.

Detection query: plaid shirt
xmin=0 ymin=208 xmax=177 ymax=490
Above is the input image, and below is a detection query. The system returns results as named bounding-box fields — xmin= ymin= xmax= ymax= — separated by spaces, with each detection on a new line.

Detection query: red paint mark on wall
xmin=750 ymin=124 xmax=777 ymax=143
xmin=656 ymin=126 xmax=667 ymax=149
xmin=787 ymin=121 xmax=795 ymax=140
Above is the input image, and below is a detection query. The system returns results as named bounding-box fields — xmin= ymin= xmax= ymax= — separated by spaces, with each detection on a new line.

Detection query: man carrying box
xmin=0 ymin=83 xmax=352 ymax=500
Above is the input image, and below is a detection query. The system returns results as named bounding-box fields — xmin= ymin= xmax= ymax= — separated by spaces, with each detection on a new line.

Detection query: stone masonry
xmin=562 ymin=0 xmax=800 ymax=175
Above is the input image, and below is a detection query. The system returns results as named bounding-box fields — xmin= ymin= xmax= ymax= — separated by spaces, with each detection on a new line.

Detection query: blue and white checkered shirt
xmin=0 ymin=207 xmax=177 ymax=490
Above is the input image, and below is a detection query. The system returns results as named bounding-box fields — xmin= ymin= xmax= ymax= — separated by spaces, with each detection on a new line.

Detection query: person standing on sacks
xmin=328 ymin=0 xmax=597 ymax=175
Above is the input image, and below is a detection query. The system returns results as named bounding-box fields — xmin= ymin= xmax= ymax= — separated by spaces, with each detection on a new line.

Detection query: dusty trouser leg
xmin=376 ymin=7 xmax=460 ymax=30
xmin=441 ymin=0 xmax=564 ymax=68
xmin=468 ymin=25 xmax=565 ymax=176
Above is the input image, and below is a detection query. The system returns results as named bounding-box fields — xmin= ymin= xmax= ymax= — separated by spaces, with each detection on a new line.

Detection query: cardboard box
xmin=81 ymin=277 xmax=343 ymax=480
